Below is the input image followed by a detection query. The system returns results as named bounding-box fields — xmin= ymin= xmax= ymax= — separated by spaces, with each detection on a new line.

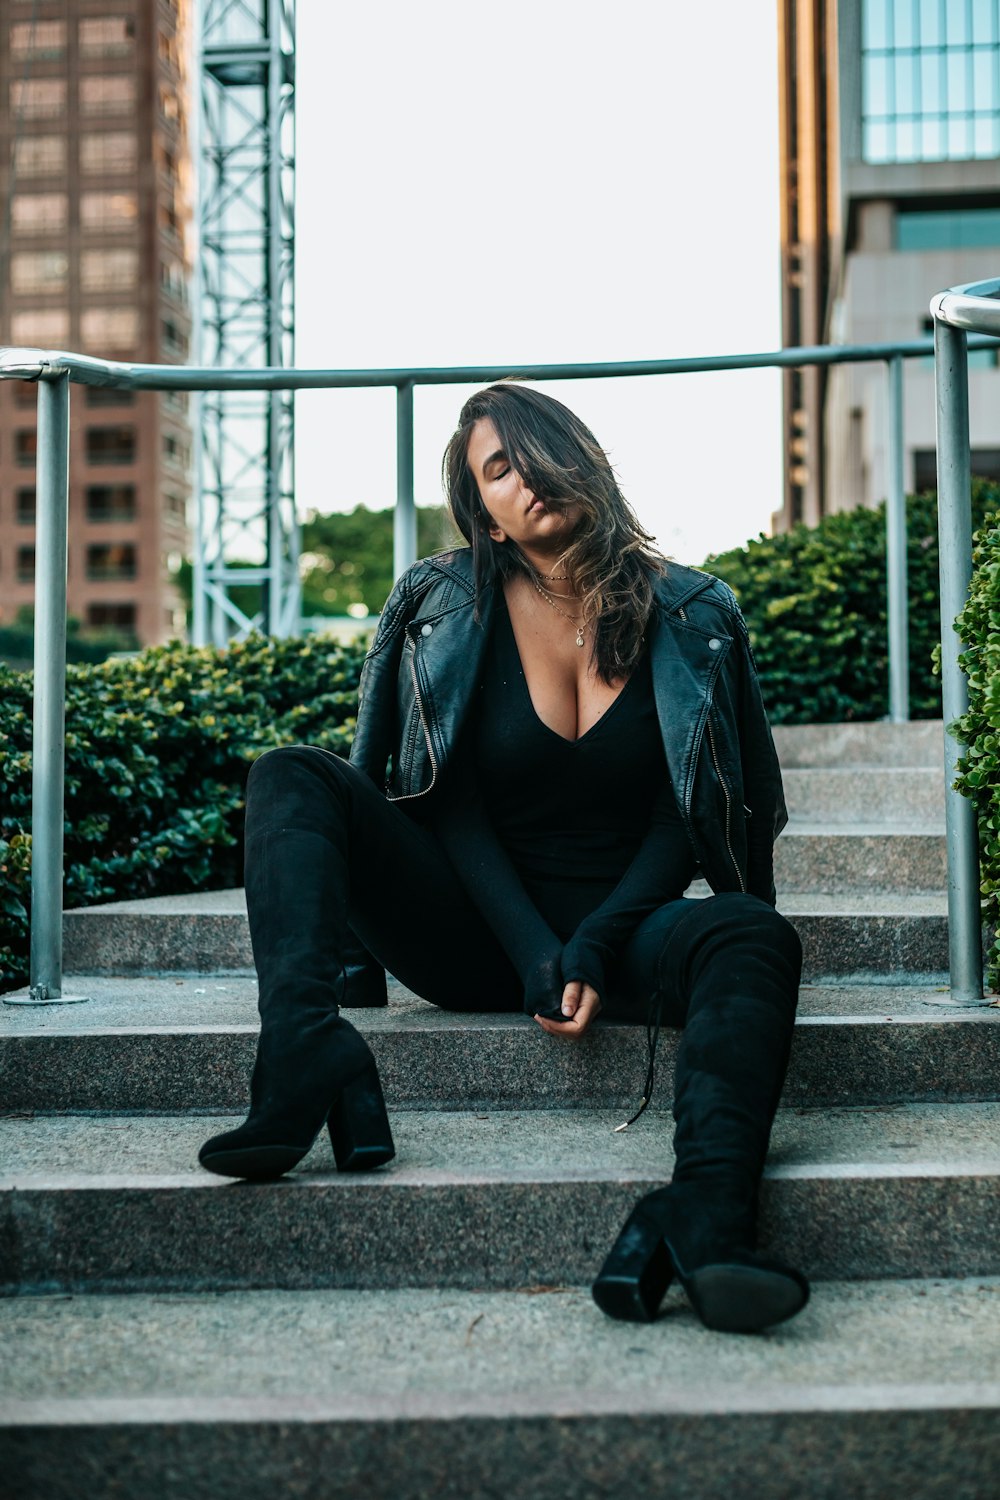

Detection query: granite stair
xmin=3 ymin=717 xmax=999 ymax=1499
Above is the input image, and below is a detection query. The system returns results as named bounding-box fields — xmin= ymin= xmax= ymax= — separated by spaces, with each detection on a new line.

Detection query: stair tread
xmin=2 ymin=974 xmax=997 ymax=1031
xmin=3 ymin=1278 xmax=999 ymax=1417
xmin=4 ymin=1101 xmax=1000 ymax=1184
xmin=59 ymin=887 xmax=951 ymax=918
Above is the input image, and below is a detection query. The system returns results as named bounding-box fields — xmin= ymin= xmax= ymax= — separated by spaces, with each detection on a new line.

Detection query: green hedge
xmin=951 ymin=512 xmax=1000 ymax=989
xmin=703 ymin=481 xmax=1000 ymax=723
xmin=0 ymin=634 xmax=366 ymax=990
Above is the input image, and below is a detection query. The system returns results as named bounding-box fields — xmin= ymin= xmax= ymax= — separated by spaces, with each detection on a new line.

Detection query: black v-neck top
xmin=473 ymin=595 xmax=676 ymax=938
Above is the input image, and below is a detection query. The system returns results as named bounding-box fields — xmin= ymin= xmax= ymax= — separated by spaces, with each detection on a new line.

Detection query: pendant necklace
xmin=530 ymin=574 xmax=586 ymax=647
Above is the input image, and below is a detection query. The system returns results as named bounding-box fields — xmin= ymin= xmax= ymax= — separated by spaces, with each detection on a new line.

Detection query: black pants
xmin=245 ymin=746 xmax=803 ymax=1186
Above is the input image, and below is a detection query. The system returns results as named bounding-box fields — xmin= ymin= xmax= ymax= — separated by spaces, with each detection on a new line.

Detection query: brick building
xmin=0 ymin=0 xmax=193 ymax=645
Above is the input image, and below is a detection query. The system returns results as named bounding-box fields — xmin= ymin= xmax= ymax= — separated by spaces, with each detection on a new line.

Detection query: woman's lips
xmin=527 ymin=498 xmax=546 ymax=514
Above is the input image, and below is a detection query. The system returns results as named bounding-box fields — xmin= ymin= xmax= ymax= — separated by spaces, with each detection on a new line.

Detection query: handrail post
xmin=933 ymin=316 xmax=983 ymax=1003
xmin=885 ymin=354 xmax=909 ymax=722
xmin=7 ymin=374 xmax=89 ymax=1005
xmin=394 ymin=380 xmax=416 ymax=581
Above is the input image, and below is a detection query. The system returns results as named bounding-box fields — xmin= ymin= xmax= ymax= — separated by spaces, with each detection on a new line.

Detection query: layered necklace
xmin=529 ymin=570 xmax=586 ymax=647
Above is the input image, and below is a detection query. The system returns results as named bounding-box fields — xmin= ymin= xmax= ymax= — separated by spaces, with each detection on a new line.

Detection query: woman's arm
xmin=560 ymin=778 xmax=696 ymax=999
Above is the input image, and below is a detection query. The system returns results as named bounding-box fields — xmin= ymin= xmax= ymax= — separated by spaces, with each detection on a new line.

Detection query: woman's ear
xmin=486 ymin=519 xmax=508 ymax=544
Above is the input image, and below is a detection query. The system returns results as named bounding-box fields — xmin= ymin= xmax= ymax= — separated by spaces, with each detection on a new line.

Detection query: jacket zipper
xmin=389 ymin=645 xmax=439 ymax=803
xmin=706 ymin=713 xmax=745 ymax=892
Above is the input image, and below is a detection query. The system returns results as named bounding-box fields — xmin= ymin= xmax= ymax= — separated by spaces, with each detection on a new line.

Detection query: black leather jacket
xmin=350 ymin=547 xmax=786 ymax=906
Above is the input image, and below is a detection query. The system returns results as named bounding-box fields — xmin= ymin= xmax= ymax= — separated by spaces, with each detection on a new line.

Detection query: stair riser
xmin=783 ymin=770 xmax=943 ymax=823
xmin=3 ymin=1406 xmax=998 ymax=1500
xmin=776 ymin=834 xmax=944 ymax=892
xmin=61 ymin=912 xmax=953 ymax=977
xmin=3 ymin=1173 xmax=998 ymax=1295
xmin=774 ymin=720 xmax=944 ymax=770
xmin=3 ymin=1019 xmax=998 ymax=1113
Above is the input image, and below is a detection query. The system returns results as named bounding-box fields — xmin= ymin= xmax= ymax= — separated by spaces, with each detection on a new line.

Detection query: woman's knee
xmin=246 ymin=744 xmax=355 ymax=829
xmin=682 ymin=892 xmax=803 ymax=974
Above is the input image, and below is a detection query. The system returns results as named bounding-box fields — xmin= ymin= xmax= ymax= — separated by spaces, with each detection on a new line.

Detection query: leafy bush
xmin=0 ymin=633 xmax=366 ymax=990
xmin=703 ymin=481 xmax=1000 ymax=723
xmin=951 ymin=512 xmax=1000 ymax=988
xmin=0 ymin=606 xmax=137 ymax=670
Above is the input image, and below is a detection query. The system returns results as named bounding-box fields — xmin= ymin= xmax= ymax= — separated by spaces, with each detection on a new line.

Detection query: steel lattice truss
xmin=193 ymin=0 xmax=297 ymax=643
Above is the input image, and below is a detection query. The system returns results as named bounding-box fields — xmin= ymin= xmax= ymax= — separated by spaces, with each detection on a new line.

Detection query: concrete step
xmin=60 ymin=889 xmax=956 ymax=979
xmin=3 ymin=1278 xmax=999 ymax=1500
xmin=2 ymin=977 xmax=997 ymax=1114
xmin=776 ymin=827 xmax=944 ymax=892
xmin=773 ymin=719 xmax=944 ymax=769
xmin=3 ymin=1102 xmax=999 ymax=1293
xmin=782 ymin=767 xmax=943 ymax=823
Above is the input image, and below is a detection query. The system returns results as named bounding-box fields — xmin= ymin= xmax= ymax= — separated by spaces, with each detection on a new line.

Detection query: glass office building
xmin=777 ymin=0 xmax=1000 ymax=528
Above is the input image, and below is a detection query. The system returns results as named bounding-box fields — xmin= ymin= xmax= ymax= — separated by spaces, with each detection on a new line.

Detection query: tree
xmin=300 ymin=504 xmax=461 ymax=617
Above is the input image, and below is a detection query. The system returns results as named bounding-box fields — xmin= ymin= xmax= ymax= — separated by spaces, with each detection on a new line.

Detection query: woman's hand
xmin=535 ymin=980 xmax=602 ymax=1038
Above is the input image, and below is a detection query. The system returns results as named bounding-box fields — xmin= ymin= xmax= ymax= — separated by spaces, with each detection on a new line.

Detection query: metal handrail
xmin=930 ymin=278 xmax=1000 ymax=1006
xmin=1 ymin=326 xmax=998 ymax=1002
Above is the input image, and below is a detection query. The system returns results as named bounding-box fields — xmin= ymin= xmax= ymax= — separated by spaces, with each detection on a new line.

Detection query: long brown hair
xmin=441 ymin=381 xmax=666 ymax=682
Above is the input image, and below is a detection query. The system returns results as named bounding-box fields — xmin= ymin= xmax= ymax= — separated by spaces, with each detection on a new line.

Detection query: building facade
xmin=0 ymin=0 xmax=193 ymax=645
xmin=777 ymin=0 xmax=1000 ymax=530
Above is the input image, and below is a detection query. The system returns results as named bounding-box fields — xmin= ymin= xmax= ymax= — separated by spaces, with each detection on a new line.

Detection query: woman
xmin=199 ymin=382 xmax=808 ymax=1334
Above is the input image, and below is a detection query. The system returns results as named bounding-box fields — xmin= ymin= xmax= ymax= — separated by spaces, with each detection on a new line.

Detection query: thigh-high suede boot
xmin=198 ymin=750 xmax=395 ymax=1180
xmin=593 ymin=894 xmax=808 ymax=1332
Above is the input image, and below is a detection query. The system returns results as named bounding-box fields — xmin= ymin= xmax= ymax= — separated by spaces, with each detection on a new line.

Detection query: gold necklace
xmin=530 ymin=574 xmax=586 ymax=647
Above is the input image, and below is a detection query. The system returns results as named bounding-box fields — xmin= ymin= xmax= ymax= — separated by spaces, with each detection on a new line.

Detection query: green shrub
xmin=703 ymin=481 xmax=1000 ymax=723
xmin=951 ymin=512 xmax=1000 ymax=988
xmin=0 ymin=633 xmax=366 ymax=990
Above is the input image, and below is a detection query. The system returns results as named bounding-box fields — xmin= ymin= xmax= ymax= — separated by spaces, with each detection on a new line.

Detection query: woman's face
xmin=465 ymin=416 xmax=579 ymax=555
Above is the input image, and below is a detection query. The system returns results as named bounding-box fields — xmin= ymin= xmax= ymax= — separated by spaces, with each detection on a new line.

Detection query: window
xmin=81 ymin=192 xmax=138 ymax=232
xmin=85 ymin=386 xmax=135 ymax=408
xmin=914 ymin=448 xmax=1000 ymax=491
xmin=86 ymin=484 xmax=136 ymax=522
xmin=162 ymin=432 xmax=190 ymax=468
xmin=164 ymin=489 xmax=187 ymax=518
xmin=86 ymin=427 xmax=136 ymax=465
xmin=80 ymin=133 xmax=137 ymax=175
xmin=159 ymin=87 xmax=180 ymax=123
xmin=10 ymin=21 xmax=66 ymax=60
xmin=11 ymin=310 xmax=69 ymax=345
xmin=16 ymin=489 xmax=36 ymax=525
xmin=16 ymin=136 xmax=66 ymax=178
xmin=161 ymin=318 xmax=187 ymax=355
xmin=16 ymin=431 xmax=38 ymax=467
xmin=162 ymin=389 xmax=189 ymax=414
xmin=79 ymin=17 xmax=134 ymax=59
xmin=160 ymin=195 xmax=181 ymax=236
xmin=160 ymin=261 xmax=189 ymax=303
xmin=81 ymin=309 xmax=139 ymax=352
xmin=862 ymin=0 xmax=1000 ymax=162
xmin=87 ymin=543 xmax=136 ymax=580
xmin=899 ymin=208 xmax=1000 ymax=250
xmin=12 ymin=195 xmax=67 ymax=234
xmin=17 ymin=547 xmax=35 ymax=583
xmin=81 ymin=248 xmax=138 ymax=293
xmin=10 ymin=79 xmax=66 ymax=121
xmin=158 ymin=30 xmax=181 ymax=69
xmin=87 ymin=602 xmax=136 ymax=629
xmin=79 ymin=76 xmax=135 ymax=118
xmin=11 ymin=251 xmax=68 ymax=295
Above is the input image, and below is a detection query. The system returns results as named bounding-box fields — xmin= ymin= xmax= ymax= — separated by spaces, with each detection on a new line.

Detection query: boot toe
xmin=682 ymin=1260 xmax=810 ymax=1333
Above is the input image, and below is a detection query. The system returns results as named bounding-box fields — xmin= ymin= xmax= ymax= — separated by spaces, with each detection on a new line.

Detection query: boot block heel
xmin=327 ymin=1063 xmax=395 ymax=1171
xmin=592 ymin=1207 xmax=674 ymax=1322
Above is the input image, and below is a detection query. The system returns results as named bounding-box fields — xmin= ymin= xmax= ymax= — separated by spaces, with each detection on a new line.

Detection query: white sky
xmin=294 ymin=0 xmax=782 ymax=566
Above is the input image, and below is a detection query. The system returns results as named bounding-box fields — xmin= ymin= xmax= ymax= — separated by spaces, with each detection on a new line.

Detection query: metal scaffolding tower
xmin=193 ymin=0 xmax=297 ymax=644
